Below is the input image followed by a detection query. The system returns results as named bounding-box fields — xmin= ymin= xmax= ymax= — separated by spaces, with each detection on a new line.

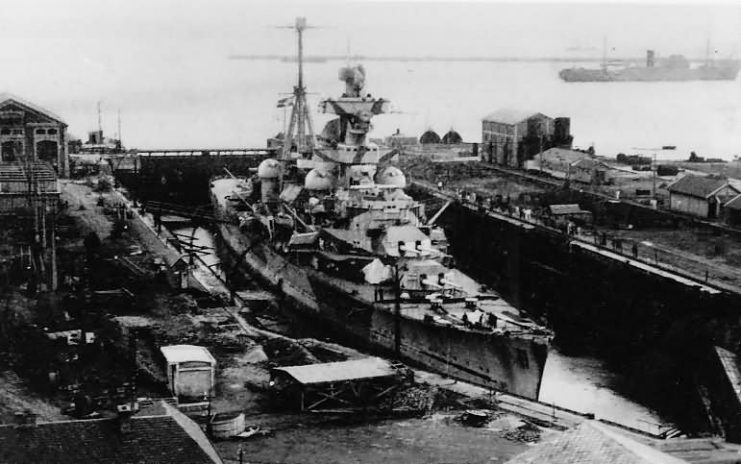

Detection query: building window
xmin=1 ymin=128 xmax=10 ymax=135
xmin=36 ymin=129 xmax=46 ymax=135
xmin=12 ymin=129 xmax=22 ymax=135
xmin=48 ymin=129 xmax=57 ymax=135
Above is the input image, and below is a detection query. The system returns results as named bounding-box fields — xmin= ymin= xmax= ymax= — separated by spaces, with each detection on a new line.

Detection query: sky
xmin=0 ymin=0 xmax=739 ymax=146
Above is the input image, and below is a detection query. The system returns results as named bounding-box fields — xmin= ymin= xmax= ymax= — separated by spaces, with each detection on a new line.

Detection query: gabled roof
xmin=0 ymin=93 xmax=66 ymax=126
xmin=725 ymin=193 xmax=741 ymax=210
xmin=505 ymin=421 xmax=688 ymax=464
xmin=482 ymin=109 xmax=549 ymax=124
xmin=0 ymin=401 xmax=223 ymax=464
xmin=667 ymin=174 xmax=737 ymax=199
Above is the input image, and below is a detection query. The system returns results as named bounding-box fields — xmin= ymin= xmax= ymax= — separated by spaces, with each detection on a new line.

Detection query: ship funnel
xmin=258 ymin=158 xmax=281 ymax=203
xmin=339 ymin=65 xmax=366 ymax=97
xmin=374 ymin=166 xmax=407 ymax=188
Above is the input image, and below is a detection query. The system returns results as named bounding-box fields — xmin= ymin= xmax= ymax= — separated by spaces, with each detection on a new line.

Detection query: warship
xmin=560 ymin=50 xmax=740 ymax=82
xmin=211 ymin=18 xmax=551 ymax=399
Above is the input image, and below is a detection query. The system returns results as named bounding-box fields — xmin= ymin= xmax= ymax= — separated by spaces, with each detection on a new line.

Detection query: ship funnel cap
xmin=257 ymin=158 xmax=282 ymax=179
xmin=305 ymin=168 xmax=335 ymax=190
xmin=374 ymin=166 xmax=407 ymax=188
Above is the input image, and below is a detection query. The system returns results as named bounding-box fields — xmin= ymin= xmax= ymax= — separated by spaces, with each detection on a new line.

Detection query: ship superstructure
xmin=211 ymin=18 xmax=551 ymax=399
xmin=560 ymin=50 xmax=740 ymax=82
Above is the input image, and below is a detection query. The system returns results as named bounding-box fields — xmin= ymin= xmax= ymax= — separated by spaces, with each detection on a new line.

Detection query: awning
xmin=273 ymin=357 xmax=395 ymax=385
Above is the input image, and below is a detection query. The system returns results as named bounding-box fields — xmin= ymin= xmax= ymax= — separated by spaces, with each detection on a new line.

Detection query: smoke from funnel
xmin=339 ymin=65 xmax=366 ymax=96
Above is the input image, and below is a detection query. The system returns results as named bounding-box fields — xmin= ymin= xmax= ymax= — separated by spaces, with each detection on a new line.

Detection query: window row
xmin=0 ymin=128 xmax=58 ymax=135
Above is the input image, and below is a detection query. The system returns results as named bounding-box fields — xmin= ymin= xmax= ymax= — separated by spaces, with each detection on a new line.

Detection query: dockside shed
xmin=667 ymin=174 xmax=739 ymax=219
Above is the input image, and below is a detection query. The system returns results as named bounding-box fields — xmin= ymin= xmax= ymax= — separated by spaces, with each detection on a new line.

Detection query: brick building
xmin=481 ymin=109 xmax=572 ymax=168
xmin=0 ymin=94 xmax=69 ymax=177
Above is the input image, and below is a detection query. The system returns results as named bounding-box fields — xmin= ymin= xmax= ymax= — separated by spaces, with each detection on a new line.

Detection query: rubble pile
xmin=262 ymin=337 xmax=319 ymax=366
xmin=502 ymin=421 xmax=542 ymax=443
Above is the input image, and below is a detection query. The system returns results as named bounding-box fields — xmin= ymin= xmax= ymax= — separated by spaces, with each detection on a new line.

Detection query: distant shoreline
xmin=230 ymin=55 xmax=736 ymax=64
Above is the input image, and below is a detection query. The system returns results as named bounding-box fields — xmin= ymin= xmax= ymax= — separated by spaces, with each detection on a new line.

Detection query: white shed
xmin=160 ymin=345 xmax=216 ymax=400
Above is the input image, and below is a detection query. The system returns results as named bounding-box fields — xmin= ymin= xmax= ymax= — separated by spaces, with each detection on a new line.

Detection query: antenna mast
xmin=97 ymin=101 xmax=103 ymax=137
xmin=117 ymin=109 xmax=122 ymax=151
xmin=281 ymin=17 xmax=316 ymax=160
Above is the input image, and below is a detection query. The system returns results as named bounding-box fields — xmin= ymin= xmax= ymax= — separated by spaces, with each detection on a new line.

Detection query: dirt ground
xmin=215 ymin=412 xmax=542 ymax=464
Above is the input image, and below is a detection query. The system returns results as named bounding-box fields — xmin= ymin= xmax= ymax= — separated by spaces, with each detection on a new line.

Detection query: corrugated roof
xmin=0 ymin=163 xmax=57 ymax=182
xmin=482 ymin=109 xmax=547 ymax=124
xmin=273 ymin=357 xmax=395 ymax=385
xmin=505 ymin=421 xmax=688 ymax=464
xmin=160 ymin=345 xmax=216 ymax=365
xmin=0 ymin=401 xmax=223 ymax=464
xmin=667 ymin=174 xmax=735 ymax=199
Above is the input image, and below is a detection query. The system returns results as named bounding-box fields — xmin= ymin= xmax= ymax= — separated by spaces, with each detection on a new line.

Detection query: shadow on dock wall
xmin=431 ymin=198 xmax=741 ymax=436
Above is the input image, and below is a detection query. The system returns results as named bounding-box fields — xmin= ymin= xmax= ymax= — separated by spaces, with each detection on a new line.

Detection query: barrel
xmin=210 ymin=411 xmax=245 ymax=439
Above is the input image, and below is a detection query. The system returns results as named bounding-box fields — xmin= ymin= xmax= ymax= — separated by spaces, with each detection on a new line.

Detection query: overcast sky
xmin=3 ymin=0 xmax=741 ymax=60
xmin=1 ymin=0 xmax=740 ymax=146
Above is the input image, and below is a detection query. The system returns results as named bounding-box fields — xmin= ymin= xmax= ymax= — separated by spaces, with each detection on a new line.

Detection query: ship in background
xmin=560 ymin=49 xmax=740 ymax=82
xmin=210 ymin=18 xmax=551 ymax=400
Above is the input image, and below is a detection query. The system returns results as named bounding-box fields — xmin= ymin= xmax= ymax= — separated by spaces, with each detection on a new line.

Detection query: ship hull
xmin=560 ymin=66 xmax=740 ymax=82
xmin=214 ymin=214 xmax=548 ymax=400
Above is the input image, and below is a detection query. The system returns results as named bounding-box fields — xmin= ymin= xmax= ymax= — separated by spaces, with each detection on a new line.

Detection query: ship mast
xmin=280 ymin=17 xmax=317 ymax=160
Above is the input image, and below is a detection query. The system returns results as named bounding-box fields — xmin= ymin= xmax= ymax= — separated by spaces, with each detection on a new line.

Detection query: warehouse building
xmin=667 ymin=174 xmax=739 ymax=219
xmin=481 ymin=110 xmax=572 ymax=168
xmin=0 ymin=94 xmax=69 ymax=177
xmin=525 ymin=148 xmax=611 ymax=185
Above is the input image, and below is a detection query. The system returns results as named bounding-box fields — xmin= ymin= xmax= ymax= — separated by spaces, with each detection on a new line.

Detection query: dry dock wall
xmin=415 ymin=188 xmax=741 ymax=433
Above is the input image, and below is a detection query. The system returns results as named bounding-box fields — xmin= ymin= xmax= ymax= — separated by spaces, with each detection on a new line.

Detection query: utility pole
xmin=117 ymin=108 xmax=122 ymax=151
xmin=393 ymin=263 xmax=402 ymax=359
xmin=652 ymin=152 xmax=657 ymax=198
xmin=97 ymin=101 xmax=103 ymax=140
xmin=632 ymin=146 xmax=676 ymax=203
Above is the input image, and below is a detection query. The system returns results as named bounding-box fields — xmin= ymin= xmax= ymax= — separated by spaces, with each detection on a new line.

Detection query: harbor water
xmin=30 ymin=59 xmax=741 ymax=160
